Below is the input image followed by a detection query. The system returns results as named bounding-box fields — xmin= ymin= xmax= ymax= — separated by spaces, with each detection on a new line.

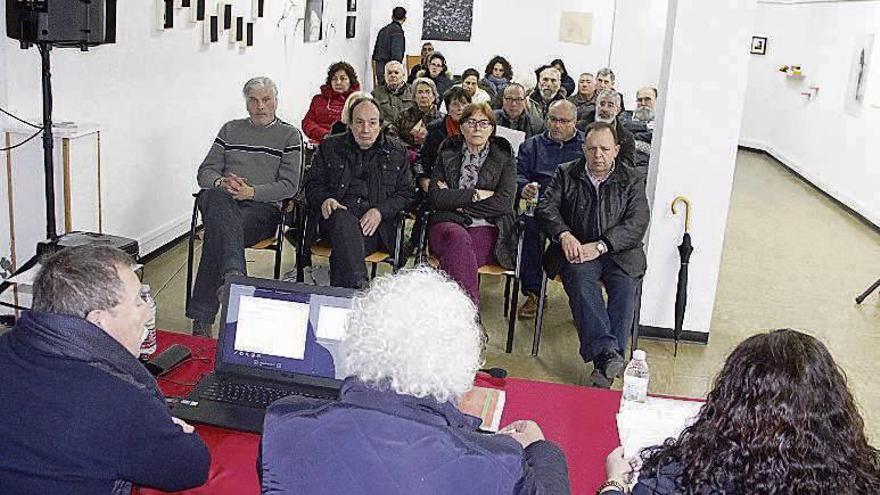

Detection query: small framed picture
xmin=750 ymin=36 xmax=767 ymax=55
xmin=346 ymin=16 xmax=356 ymax=39
xmin=347 ymin=0 xmax=357 ymax=12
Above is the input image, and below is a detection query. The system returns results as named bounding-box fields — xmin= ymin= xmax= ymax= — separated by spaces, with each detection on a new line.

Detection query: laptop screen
xmin=217 ymin=279 xmax=354 ymax=381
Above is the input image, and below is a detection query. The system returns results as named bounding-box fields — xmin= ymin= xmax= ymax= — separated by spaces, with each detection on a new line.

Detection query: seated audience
xmin=568 ymin=72 xmax=597 ymax=122
xmin=394 ymin=106 xmax=432 ymax=256
xmin=419 ymin=52 xmax=455 ymax=97
xmin=528 ymin=65 xmax=567 ymax=119
xmin=595 ymin=67 xmax=625 ymax=112
xmin=0 ymin=245 xmax=211 ymax=493
xmin=577 ymin=89 xmax=636 ymax=167
xmin=407 ymin=41 xmax=434 ymax=83
xmin=190 ymin=76 xmax=302 ymax=336
xmin=304 ymin=95 xmax=415 ymax=289
xmin=261 ymin=268 xmax=571 ymax=494
xmin=302 ymin=61 xmax=360 ymax=143
xmin=412 ymin=76 xmax=442 ymax=121
xmin=599 ymin=329 xmax=880 ymax=494
xmin=371 ymin=6 xmax=406 ymax=86
xmin=535 ymin=122 xmax=649 ymax=388
xmin=451 ymin=68 xmax=492 ymax=106
xmin=494 ymin=82 xmax=545 ymax=140
xmin=419 ymin=86 xmax=472 ymax=190
xmin=516 ymin=100 xmax=584 ymax=319
xmin=550 ymin=58 xmax=576 ymax=97
xmin=621 ymin=86 xmax=657 ymax=173
xmin=372 ymin=60 xmax=414 ymax=124
xmin=481 ymin=55 xmax=513 ymax=104
xmin=428 ymin=102 xmax=517 ymax=308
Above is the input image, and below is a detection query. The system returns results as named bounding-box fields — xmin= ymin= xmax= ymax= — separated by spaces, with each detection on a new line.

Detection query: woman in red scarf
xmin=302 ymin=61 xmax=360 ymax=144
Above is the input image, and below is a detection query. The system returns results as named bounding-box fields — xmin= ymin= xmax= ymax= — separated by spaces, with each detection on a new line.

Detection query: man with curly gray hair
xmin=260 ymin=268 xmax=570 ymax=494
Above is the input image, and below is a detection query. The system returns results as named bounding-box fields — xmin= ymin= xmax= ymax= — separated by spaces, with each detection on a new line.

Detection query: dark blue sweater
xmin=516 ymin=131 xmax=585 ymax=197
xmin=0 ymin=321 xmax=210 ymax=494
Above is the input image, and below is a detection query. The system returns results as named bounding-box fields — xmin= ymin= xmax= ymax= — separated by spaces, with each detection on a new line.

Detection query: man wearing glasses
xmin=515 ymin=100 xmax=584 ymax=319
xmin=494 ymin=83 xmax=545 ymax=140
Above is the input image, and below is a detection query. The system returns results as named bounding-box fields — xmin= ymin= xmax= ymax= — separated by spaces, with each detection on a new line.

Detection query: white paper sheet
xmin=617 ymin=396 xmax=703 ymax=459
xmin=495 ymin=126 xmax=527 ymax=156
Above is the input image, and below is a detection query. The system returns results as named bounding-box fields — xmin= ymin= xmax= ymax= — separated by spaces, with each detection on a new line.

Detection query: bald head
xmin=546 ymin=99 xmax=578 ymax=143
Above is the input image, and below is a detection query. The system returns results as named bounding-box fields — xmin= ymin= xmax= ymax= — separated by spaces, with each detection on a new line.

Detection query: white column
xmin=640 ymin=0 xmax=757 ymax=338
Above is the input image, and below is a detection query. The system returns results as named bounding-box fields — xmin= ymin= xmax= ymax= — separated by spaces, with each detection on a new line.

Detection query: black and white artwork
xmin=347 ymin=0 xmax=357 ymax=13
xmin=346 ymin=16 xmax=356 ymax=39
xmin=750 ymin=36 xmax=767 ymax=55
xmin=845 ymin=34 xmax=874 ymax=116
xmin=422 ymin=0 xmax=473 ymax=42
xmin=304 ymin=0 xmax=324 ymax=42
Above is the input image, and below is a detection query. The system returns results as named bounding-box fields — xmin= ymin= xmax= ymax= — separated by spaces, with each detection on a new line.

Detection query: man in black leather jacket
xmin=304 ymin=96 xmax=415 ymax=289
xmin=534 ymin=122 xmax=649 ymax=388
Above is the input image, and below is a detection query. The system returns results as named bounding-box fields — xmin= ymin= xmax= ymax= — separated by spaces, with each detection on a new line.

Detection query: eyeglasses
xmin=464 ymin=119 xmax=492 ymax=130
xmin=503 ymin=97 xmax=524 ymax=103
xmin=429 ymin=62 xmax=444 ymax=68
xmin=548 ymin=116 xmax=574 ymax=124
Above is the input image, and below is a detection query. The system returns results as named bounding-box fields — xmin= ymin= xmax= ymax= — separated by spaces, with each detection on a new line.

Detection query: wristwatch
xmin=213 ymin=177 xmax=223 ymax=188
xmin=596 ymin=240 xmax=608 ymax=255
xmin=596 ymin=479 xmax=629 ymax=494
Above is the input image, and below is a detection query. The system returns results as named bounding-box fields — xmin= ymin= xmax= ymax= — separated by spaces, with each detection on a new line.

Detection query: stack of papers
xmin=616 ymin=396 xmax=703 ymax=458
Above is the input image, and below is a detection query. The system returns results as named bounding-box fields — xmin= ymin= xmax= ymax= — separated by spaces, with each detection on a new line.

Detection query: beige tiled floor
xmin=144 ymin=150 xmax=880 ymax=443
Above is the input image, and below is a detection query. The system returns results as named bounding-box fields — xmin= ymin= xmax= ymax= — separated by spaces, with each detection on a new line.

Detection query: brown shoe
xmin=517 ymin=293 xmax=540 ymax=319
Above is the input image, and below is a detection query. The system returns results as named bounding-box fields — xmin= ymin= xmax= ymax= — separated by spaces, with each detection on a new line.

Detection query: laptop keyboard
xmin=200 ymin=379 xmax=334 ymax=408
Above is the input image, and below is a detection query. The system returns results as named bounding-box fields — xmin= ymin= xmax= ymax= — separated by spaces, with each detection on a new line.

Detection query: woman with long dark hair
xmin=481 ymin=55 xmax=513 ymax=99
xmin=598 ymin=329 xmax=880 ymax=494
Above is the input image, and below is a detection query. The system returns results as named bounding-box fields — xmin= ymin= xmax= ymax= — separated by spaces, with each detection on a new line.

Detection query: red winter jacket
xmin=301 ymin=83 xmax=360 ymax=143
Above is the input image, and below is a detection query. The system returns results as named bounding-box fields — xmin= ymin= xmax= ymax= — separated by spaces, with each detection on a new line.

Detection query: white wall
xmin=1 ymin=1 xmax=373 ymax=255
xmin=640 ymin=0 xmax=757 ymax=335
xmin=608 ymin=0 xmax=668 ymax=107
xmin=739 ymin=1 xmax=880 ymax=227
xmin=367 ymin=0 xmax=618 ymax=91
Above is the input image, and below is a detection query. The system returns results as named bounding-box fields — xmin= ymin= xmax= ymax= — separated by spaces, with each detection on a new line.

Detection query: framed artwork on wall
xmin=750 ymin=36 xmax=767 ymax=55
xmin=346 ymin=16 xmax=356 ymax=38
xmin=304 ymin=0 xmax=324 ymax=42
xmin=347 ymin=0 xmax=356 ymax=13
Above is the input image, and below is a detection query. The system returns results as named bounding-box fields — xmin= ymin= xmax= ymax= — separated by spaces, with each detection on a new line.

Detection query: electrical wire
xmin=0 ymin=128 xmax=44 ymax=152
xmin=0 ymin=107 xmax=41 ymax=129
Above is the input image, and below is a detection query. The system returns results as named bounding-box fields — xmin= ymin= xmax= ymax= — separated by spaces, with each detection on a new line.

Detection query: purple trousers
xmin=428 ymin=222 xmax=498 ymax=307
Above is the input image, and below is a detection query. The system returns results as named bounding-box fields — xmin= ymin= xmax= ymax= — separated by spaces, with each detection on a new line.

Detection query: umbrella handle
xmin=672 ymin=196 xmax=692 ymax=233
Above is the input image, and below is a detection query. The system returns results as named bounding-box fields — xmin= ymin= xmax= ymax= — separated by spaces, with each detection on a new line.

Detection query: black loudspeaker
xmin=6 ymin=0 xmax=117 ymax=48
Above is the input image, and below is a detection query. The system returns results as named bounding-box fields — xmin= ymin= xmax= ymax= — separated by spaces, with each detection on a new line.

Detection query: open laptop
xmin=169 ymin=275 xmax=355 ymax=433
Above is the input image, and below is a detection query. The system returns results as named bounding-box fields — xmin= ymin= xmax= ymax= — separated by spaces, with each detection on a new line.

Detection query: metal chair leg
xmin=629 ymin=278 xmax=644 ymax=358
xmin=532 ymin=271 xmax=549 ymax=356
xmin=505 ymin=275 xmax=520 ymax=353
xmin=185 ymin=195 xmax=201 ymax=311
xmin=503 ymin=276 xmax=512 ymax=317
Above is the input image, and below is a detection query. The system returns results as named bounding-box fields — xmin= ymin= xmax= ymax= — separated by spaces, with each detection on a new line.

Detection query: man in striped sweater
xmin=189 ymin=76 xmax=302 ymax=337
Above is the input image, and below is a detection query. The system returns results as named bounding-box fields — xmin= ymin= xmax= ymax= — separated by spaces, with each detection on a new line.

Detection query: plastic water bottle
xmin=524 ymin=182 xmax=539 ymax=216
xmin=139 ymin=284 xmax=157 ymax=359
xmin=622 ymin=349 xmax=650 ymax=403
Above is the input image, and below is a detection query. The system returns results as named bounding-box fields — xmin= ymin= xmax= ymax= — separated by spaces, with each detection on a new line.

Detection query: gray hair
xmin=242 ymin=76 xmax=278 ymax=98
xmin=384 ymin=60 xmax=405 ymax=74
xmin=32 ymin=245 xmax=136 ymax=318
xmin=503 ymin=82 xmax=527 ymax=96
xmin=596 ymin=68 xmax=616 ymax=82
xmin=578 ymin=72 xmax=595 ymax=79
xmin=346 ymin=93 xmax=381 ymax=124
xmin=412 ymin=77 xmax=439 ymax=99
xmin=596 ymin=88 xmax=622 ymax=106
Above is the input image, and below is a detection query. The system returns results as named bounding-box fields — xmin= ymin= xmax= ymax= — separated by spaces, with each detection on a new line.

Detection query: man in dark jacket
xmin=568 ymin=72 xmax=597 ymax=122
xmin=494 ymin=82 xmax=545 ymax=140
xmin=372 ymin=6 xmax=406 ymax=86
xmin=516 ymin=100 xmax=583 ymax=319
xmin=0 ymin=245 xmax=211 ymax=494
xmin=261 ymin=268 xmax=570 ymax=494
xmin=304 ymin=95 xmax=415 ymax=289
xmin=620 ymin=87 xmax=657 ymax=174
xmin=576 ymin=89 xmax=636 ymax=168
xmin=527 ymin=66 xmax=567 ymax=119
xmin=535 ymin=122 xmax=650 ymax=389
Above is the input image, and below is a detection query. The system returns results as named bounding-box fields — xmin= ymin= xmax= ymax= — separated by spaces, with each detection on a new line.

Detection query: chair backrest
xmin=406 ymin=54 xmax=422 ymax=73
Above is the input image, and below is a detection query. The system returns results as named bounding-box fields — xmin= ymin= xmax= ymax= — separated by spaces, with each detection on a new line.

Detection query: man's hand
xmin=560 ymin=232 xmax=581 ymax=263
xmin=223 ymin=173 xmax=255 ymax=201
xmin=521 ymin=182 xmax=540 ymax=201
xmin=171 ymin=417 xmax=195 ymax=434
xmin=474 ymin=189 xmax=495 ymax=201
xmin=419 ymin=178 xmax=430 ymax=193
xmin=360 ymin=208 xmax=382 ymax=237
xmin=577 ymin=241 xmax=603 ymax=263
xmin=321 ymin=198 xmax=347 ymax=219
xmin=498 ymin=420 xmax=545 ymax=448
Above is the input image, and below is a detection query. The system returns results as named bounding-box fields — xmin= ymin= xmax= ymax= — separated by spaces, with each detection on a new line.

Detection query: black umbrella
xmin=671 ymin=196 xmax=693 ymax=357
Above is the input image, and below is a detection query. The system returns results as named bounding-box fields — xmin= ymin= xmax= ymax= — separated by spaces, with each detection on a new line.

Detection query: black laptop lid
xmin=216 ymin=276 xmax=356 ymax=387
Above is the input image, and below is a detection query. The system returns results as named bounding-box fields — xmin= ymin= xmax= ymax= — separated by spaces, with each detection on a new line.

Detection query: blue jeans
xmin=559 ymin=256 xmax=637 ymax=363
xmin=520 ymin=215 xmax=544 ymax=296
xmin=186 ymin=188 xmax=280 ymax=323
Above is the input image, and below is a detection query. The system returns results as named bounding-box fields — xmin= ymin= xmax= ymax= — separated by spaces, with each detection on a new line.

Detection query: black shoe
xmin=192 ymin=319 xmax=213 ymax=338
xmin=589 ymin=350 xmax=625 ymax=389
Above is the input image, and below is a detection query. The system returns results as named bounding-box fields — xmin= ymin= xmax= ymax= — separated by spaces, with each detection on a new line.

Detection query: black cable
xmin=0 ymin=128 xmax=45 ymax=152
xmin=0 ymin=107 xmax=41 ymax=129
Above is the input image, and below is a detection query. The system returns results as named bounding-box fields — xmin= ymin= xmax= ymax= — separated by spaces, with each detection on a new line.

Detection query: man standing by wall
xmin=372 ymin=7 xmax=407 ymax=87
xmin=0 ymin=245 xmax=211 ymax=493
xmin=535 ymin=122 xmax=649 ymax=389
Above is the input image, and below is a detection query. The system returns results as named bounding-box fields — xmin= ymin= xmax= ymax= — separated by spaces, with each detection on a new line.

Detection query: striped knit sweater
xmin=197 ymin=117 xmax=303 ymax=202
